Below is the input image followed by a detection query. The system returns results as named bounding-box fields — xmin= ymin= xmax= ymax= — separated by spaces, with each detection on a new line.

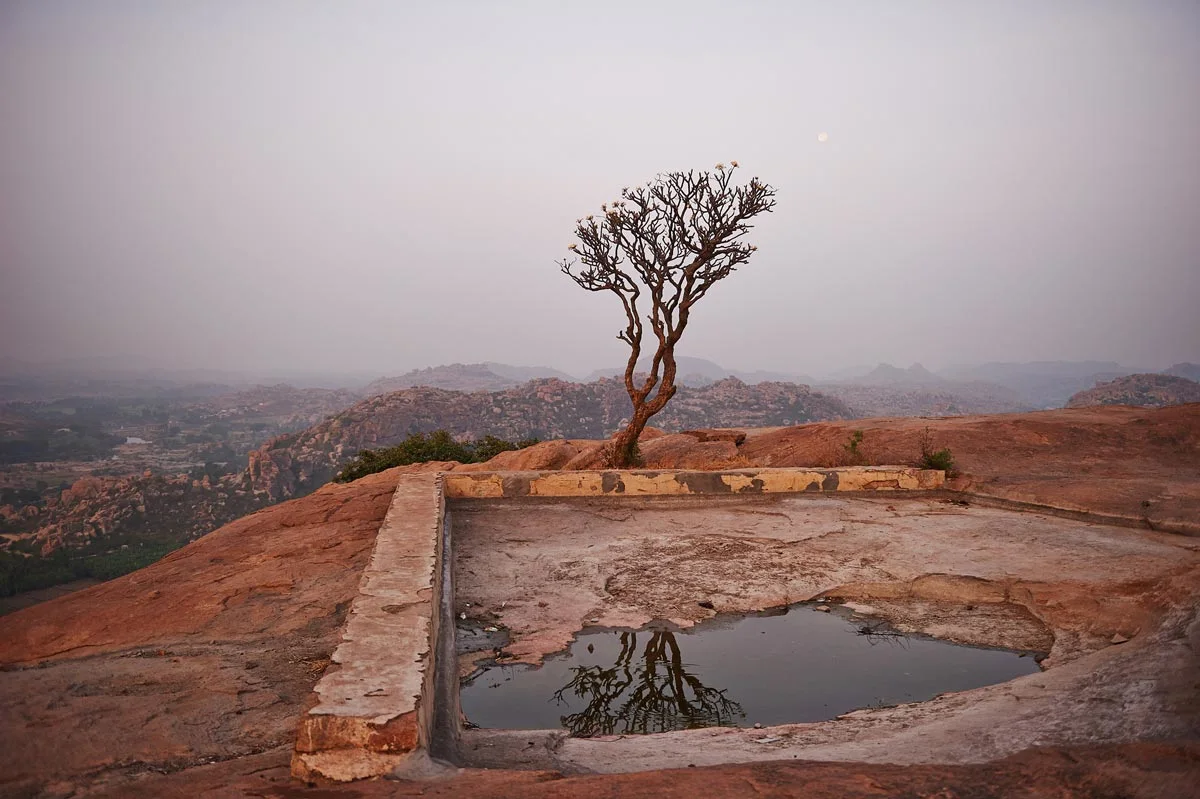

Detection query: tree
xmin=559 ymin=163 xmax=777 ymax=467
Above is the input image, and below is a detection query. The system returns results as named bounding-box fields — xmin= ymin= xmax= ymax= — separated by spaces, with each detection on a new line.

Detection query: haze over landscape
xmin=2 ymin=1 xmax=1198 ymax=378
xmin=3 ymin=4 xmax=1200 ymax=797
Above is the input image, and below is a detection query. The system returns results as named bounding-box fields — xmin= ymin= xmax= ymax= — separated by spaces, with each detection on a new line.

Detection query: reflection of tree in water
xmin=553 ymin=630 xmax=745 ymax=736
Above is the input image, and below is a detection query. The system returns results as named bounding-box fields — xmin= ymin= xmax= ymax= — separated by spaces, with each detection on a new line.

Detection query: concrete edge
xmin=442 ymin=466 xmax=946 ymax=499
xmin=290 ymin=473 xmax=441 ymax=783
xmin=948 ymin=491 xmax=1200 ymax=538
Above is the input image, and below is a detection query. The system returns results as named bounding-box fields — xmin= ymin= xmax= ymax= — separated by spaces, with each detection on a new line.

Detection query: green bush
xmin=843 ymin=430 xmax=865 ymax=464
xmin=917 ymin=427 xmax=958 ymax=475
xmin=335 ymin=431 xmax=539 ymax=483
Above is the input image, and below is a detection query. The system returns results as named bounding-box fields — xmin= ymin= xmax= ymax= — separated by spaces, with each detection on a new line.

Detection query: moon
xmin=817 ymin=132 xmax=829 ymax=143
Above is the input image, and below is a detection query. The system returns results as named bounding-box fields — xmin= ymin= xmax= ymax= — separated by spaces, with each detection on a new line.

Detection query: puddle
xmin=459 ymin=604 xmax=1044 ymax=735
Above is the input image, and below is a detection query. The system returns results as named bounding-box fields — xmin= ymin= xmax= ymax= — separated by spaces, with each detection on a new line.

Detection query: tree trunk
xmin=611 ymin=408 xmax=651 ymax=468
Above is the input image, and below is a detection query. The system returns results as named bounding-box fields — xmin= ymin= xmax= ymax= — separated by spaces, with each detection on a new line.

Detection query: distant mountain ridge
xmin=936 ymin=361 xmax=1137 ymax=408
xmin=833 ymin=363 xmax=945 ymax=386
xmin=363 ymin=363 xmax=576 ymax=395
xmin=1164 ymin=363 xmax=1200 ymax=383
xmin=814 ymin=362 xmax=1029 ymax=416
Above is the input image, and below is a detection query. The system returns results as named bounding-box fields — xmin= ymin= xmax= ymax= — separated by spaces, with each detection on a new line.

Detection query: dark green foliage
xmin=0 ymin=540 xmax=184 ymax=598
xmin=919 ymin=448 xmax=957 ymax=473
xmin=917 ymin=427 xmax=958 ymax=475
xmin=335 ymin=431 xmax=539 ymax=483
xmin=0 ymin=426 xmax=124 ymax=464
xmin=604 ymin=440 xmax=643 ymax=469
xmin=843 ymin=430 xmax=865 ymax=464
xmin=470 ymin=435 xmax=541 ymax=463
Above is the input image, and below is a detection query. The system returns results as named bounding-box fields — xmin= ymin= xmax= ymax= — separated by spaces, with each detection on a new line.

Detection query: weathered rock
xmin=1068 ymin=374 xmax=1200 ymax=408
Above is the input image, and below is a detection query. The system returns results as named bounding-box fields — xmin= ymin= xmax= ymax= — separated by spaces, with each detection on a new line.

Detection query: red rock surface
xmin=81 ymin=742 xmax=1200 ymax=798
xmin=1 ymin=407 xmax=1198 ymax=796
xmin=472 ymin=405 xmax=1200 ymax=531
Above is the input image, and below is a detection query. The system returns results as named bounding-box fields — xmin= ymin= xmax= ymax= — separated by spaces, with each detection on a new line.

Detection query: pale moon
xmin=817 ymin=132 xmax=829 ymax=143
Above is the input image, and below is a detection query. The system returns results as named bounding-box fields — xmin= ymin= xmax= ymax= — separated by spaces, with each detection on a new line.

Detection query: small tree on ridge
xmin=559 ymin=163 xmax=776 ymax=467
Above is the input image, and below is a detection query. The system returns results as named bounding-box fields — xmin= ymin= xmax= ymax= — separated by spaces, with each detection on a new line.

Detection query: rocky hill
xmin=246 ymin=377 xmax=852 ymax=499
xmin=3 ymin=377 xmax=850 ymax=562
xmin=363 ymin=364 xmax=522 ymax=395
xmin=363 ymin=363 xmax=576 ymax=395
xmin=1066 ymin=373 xmax=1200 ymax=409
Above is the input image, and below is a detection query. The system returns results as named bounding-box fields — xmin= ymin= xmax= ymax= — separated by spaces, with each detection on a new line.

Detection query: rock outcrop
xmin=1067 ymin=374 xmax=1200 ymax=408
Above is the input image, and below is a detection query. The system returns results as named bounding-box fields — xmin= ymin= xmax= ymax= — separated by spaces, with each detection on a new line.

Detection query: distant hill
xmin=819 ymin=385 xmax=1030 ymax=418
xmin=195 ymin=384 xmax=361 ymax=429
xmin=816 ymin=363 xmax=1028 ymax=417
xmin=482 ymin=362 xmax=577 ymax=383
xmin=938 ymin=361 xmax=1137 ymax=408
xmin=1164 ymin=363 xmax=1200 ymax=383
xmin=364 ymin=363 xmax=577 ymax=395
xmin=585 ymin=356 xmax=814 ymax=387
xmin=364 ymin=364 xmax=521 ymax=394
xmin=1067 ymin=374 xmax=1200 ymax=409
xmin=834 ymin=363 xmax=945 ymax=386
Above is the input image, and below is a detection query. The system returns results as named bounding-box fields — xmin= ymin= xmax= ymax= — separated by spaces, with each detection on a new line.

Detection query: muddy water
xmin=460 ymin=604 xmax=1043 ymax=735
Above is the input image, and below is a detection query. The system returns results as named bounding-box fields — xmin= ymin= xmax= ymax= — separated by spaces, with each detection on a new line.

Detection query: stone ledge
xmin=443 ymin=466 xmax=945 ymax=499
xmin=290 ymin=474 xmax=441 ymax=782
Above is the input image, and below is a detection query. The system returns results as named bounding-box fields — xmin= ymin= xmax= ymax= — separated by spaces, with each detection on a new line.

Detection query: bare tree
xmin=553 ymin=630 xmax=744 ymax=736
xmin=559 ymin=163 xmax=777 ymax=467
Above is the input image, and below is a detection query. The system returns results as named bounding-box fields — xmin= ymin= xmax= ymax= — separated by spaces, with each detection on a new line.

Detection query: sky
xmin=2 ymin=0 xmax=1198 ymax=380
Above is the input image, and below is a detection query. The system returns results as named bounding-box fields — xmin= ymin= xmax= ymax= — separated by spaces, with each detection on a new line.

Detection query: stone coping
xmin=291 ymin=474 xmax=442 ymax=782
xmin=443 ymin=466 xmax=944 ymax=499
xmin=291 ymin=466 xmax=944 ymax=782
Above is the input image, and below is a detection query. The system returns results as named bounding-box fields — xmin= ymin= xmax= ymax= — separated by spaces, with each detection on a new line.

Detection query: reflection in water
xmin=552 ymin=630 xmax=744 ymax=736
xmin=459 ymin=604 xmax=1044 ymax=732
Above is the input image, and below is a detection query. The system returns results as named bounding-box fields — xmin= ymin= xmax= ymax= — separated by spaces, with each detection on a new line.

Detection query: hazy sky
xmin=2 ymin=0 xmax=1198 ymax=378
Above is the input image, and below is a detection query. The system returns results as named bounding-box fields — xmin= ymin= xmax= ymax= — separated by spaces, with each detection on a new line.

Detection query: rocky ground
xmin=453 ymin=494 xmax=1199 ymax=774
xmin=1 ymin=406 xmax=1198 ymax=796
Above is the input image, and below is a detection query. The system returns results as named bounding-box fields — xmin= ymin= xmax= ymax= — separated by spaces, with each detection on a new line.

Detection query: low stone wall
xmin=443 ymin=466 xmax=944 ymax=499
xmin=291 ymin=474 xmax=443 ymax=782
xmin=291 ymin=466 xmax=945 ymax=782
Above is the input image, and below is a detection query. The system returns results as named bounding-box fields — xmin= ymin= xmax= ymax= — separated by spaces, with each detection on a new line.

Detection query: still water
xmin=460 ymin=604 xmax=1043 ymax=735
